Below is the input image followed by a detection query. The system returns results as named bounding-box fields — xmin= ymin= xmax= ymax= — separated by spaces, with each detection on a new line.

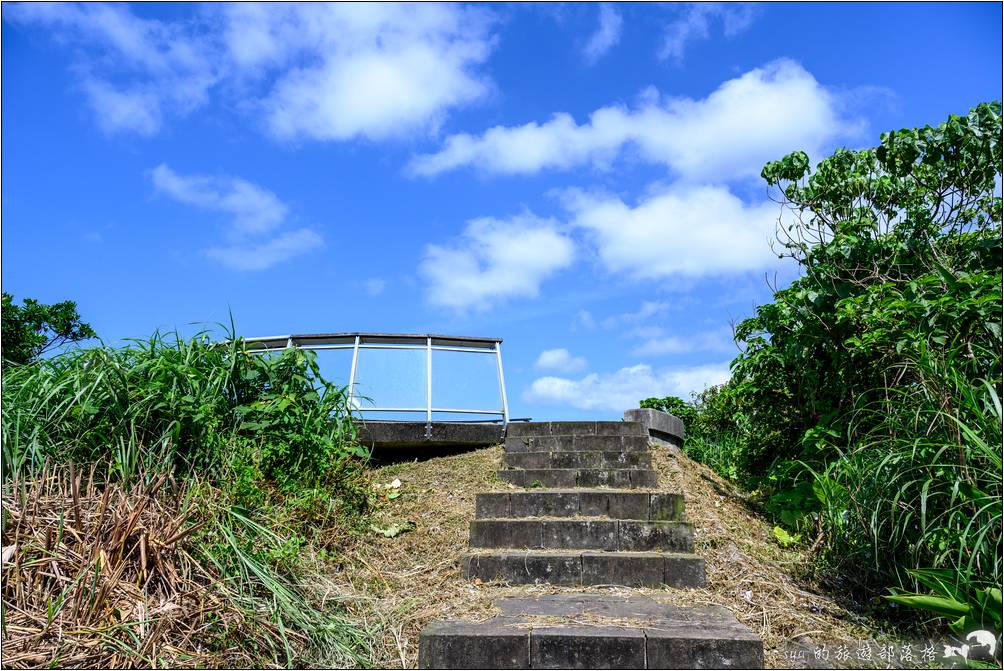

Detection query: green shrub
xmin=734 ymin=101 xmax=1001 ymax=483
xmin=739 ymin=103 xmax=1003 ymax=600
xmin=639 ymin=395 xmax=697 ymax=427
xmin=1 ymin=327 xmax=369 ymax=503
xmin=1 ymin=326 xmax=376 ymax=664
xmin=646 ymin=103 xmax=1003 ymax=631
xmin=1 ymin=292 xmax=96 ymax=367
xmin=681 ymin=434 xmax=742 ymax=482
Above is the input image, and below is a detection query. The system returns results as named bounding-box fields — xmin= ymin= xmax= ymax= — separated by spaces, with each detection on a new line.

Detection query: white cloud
xmin=409 ymin=59 xmax=859 ymax=183
xmin=7 ymin=3 xmax=217 ymax=135
xmin=535 ymin=348 xmax=588 ymax=374
xmin=222 ymin=3 xmax=495 ymax=142
xmin=525 ymin=361 xmax=731 ymax=412
xmin=151 ymin=164 xmax=320 ymax=270
xmin=659 ymin=3 xmax=759 ymax=63
xmin=600 ymin=300 xmax=669 ymax=329
xmin=582 ymin=4 xmax=622 ymax=64
xmin=571 ymin=310 xmax=598 ymax=332
xmin=151 ymin=164 xmax=288 ymax=236
xmin=628 ymin=325 xmax=665 ymax=340
xmin=363 ymin=278 xmax=387 ymax=296
xmin=80 ymin=80 xmax=162 ymax=135
xmin=419 ymin=213 xmax=574 ymax=311
xmin=631 ymin=327 xmax=735 ymax=356
xmin=205 ymin=229 xmax=324 ymax=271
xmin=563 ymin=184 xmax=783 ymax=280
xmin=8 ymin=3 xmax=495 ymax=140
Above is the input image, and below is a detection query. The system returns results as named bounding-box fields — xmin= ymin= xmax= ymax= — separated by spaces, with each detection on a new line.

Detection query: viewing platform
xmin=244 ymin=332 xmax=512 ymax=449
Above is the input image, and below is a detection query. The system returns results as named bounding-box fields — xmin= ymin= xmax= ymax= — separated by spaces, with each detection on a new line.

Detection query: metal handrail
xmin=244 ymin=332 xmax=510 ymax=432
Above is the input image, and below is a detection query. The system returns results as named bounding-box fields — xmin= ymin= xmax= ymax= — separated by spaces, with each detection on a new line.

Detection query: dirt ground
xmin=327 ymin=445 xmax=905 ymax=669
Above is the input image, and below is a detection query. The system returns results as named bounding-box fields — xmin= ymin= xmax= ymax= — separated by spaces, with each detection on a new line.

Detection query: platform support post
xmin=347 ymin=335 xmax=361 ymax=412
xmin=495 ymin=342 xmax=509 ymax=426
xmin=426 ymin=337 xmax=433 ymax=438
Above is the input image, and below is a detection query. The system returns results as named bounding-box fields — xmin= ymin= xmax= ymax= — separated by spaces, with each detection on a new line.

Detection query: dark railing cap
xmin=243 ymin=332 xmax=502 ymax=350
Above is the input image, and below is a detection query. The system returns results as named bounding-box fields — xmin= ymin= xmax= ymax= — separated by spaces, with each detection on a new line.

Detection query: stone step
xmin=462 ymin=550 xmax=706 ymax=587
xmin=504 ymin=434 xmax=650 ymax=453
xmin=503 ymin=450 xmax=652 ymax=470
xmin=497 ymin=468 xmax=658 ymax=489
xmin=476 ymin=491 xmax=684 ymax=521
xmin=419 ymin=594 xmax=762 ymax=668
xmin=506 ymin=421 xmax=647 ymax=438
xmin=469 ymin=519 xmax=694 ymax=552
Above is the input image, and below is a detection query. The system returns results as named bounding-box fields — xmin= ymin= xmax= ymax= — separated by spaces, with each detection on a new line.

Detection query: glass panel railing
xmin=245 ymin=334 xmax=508 ymax=423
xmin=312 ymin=348 xmax=353 ymax=389
xmin=432 ymin=348 xmax=500 ymax=414
xmin=351 ymin=347 xmax=426 ymax=415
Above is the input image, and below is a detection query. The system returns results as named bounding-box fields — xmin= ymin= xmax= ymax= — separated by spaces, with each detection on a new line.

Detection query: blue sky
xmin=2 ymin=2 xmax=1001 ymax=421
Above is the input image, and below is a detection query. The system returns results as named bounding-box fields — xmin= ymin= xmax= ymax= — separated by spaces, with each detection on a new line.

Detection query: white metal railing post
xmin=426 ymin=337 xmax=433 ymax=437
xmin=495 ymin=342 xmax=510 ymax=424
xmin=347 ymin=335 xmax=361 ymax=411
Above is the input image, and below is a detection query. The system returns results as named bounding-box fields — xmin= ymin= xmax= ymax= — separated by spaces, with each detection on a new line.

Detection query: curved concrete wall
xmin=623 ymin=408 xmax=684 ymax=449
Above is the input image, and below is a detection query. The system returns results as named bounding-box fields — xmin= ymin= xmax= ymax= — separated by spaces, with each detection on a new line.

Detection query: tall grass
xmin=1 ymin=470 xmax=375 ymax=668
xmin=682 ymin=434 xmax=742 ymax=482
xmin=673 ymin=345 xmax=1002 ymax=637
xmin=199 ymin=500 xmax=374 ymax=667
xmin=3 ymin=329 xmax=243 ymax=482
xmin=1 ymin=327 xmax=377 ymax=666
xmin=1 ymin=327 xmax=368 ymax=491
xmin=810 ymin=348 xmax=1002 ymax=632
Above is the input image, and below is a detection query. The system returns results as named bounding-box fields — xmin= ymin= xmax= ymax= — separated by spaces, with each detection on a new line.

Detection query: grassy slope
xmin=1 ymin=470 xmax=372 ymax=669
xmin=330 ymin=445 xmax=901 ymax=669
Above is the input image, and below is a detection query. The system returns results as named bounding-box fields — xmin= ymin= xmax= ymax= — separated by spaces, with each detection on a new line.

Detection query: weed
xmin=1 ymin=324 xmax=378 ymax=666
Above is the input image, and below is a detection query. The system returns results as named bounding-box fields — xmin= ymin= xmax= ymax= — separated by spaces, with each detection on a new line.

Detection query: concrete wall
xmin=623 ymin=408 xmax=684 ymax=449
xmin=357 ymin=421 xmax=504 ymax=448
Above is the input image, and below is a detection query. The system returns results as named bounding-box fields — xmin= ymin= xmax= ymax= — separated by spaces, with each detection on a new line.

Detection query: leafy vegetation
xmin=642 ymin=387 xmax=747 ymax=483
xmin=639 ymin=395 xmax=697 ymax=427
xmin=645 ymin=103 xmax=1002 ymax=639
xmin=2 ymin=327 xmax=369 ymax=494
xmin=1 ymin=325 xmax=376 ymax=666
xmin=887 ymin=568 xmax=1002 ymax=639
xmin=1 ymin=292 xmax=96 ymax=367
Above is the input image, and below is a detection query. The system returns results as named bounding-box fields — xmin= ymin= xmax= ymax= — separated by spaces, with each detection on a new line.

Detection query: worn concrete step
xmin=419 ymin=594 xmax=762 ymax=669
xmin=476 ymin=491 xmax=684 ymax=521
xmin=497 ymin=468 xmax=658 ymax=489
xmin=469 ymin=518 xmax=694 ymax=552
xmin=462 ymin=550 xmax=706 ymax=588
xmin=504 ymin=450 xmax=652 ymax=470
xmin=506 ymin=421 xmax=647 ymax=438
xmin=504 ymin=434 xmax=650 ymax=453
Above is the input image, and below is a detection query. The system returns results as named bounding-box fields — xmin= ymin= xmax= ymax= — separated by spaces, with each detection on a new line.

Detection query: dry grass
xmin=2 ymin=446 xmax=905 ymax=668
xmin=4 ymin=466 xmax=210 ymax=668
xmin=0 ymin=465 xmax=307 ymax=669
xmin=324 ymin=448 xmax=504 ymax=669
xmin=649 ymin=448 xmax=884 ymax=668
xmin=332 ymin=445 xmax=899 ymax=669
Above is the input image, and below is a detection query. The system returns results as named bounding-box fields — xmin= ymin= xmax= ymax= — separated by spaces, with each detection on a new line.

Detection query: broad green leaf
xmin=885 ymin=593 xmax=969 ymax=618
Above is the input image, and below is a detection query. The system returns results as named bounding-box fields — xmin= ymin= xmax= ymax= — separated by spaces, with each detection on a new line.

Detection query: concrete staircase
xmin=419 ymin=420 xmax=763 ymax=669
